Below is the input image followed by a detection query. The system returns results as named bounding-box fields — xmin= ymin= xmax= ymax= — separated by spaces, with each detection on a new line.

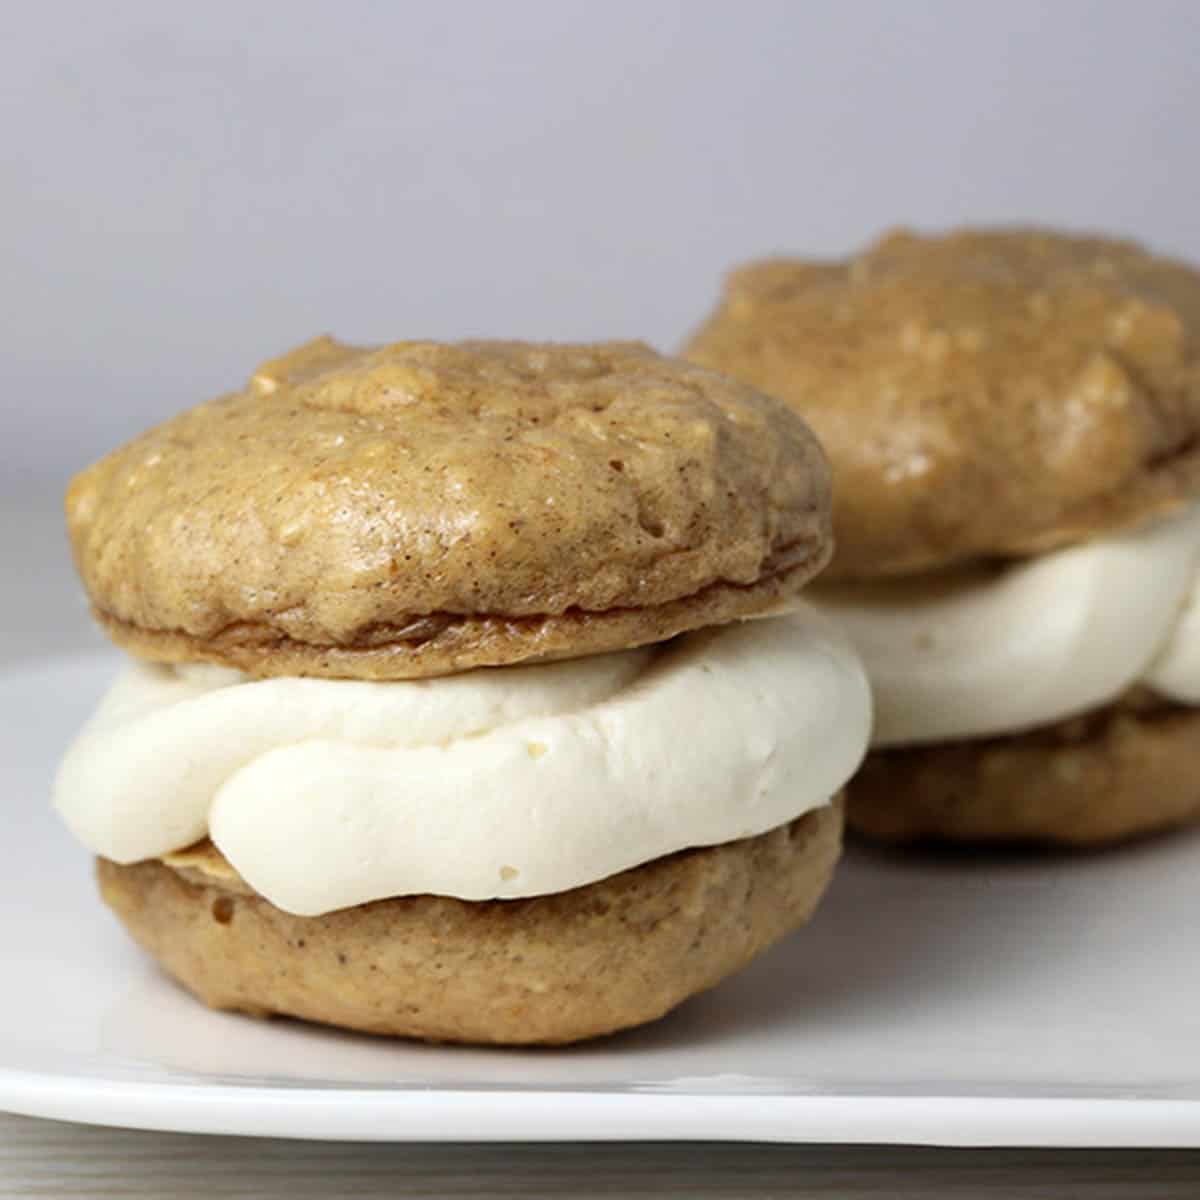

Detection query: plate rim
xmin=3 ymin=1069 xmax=1200 ymax=1145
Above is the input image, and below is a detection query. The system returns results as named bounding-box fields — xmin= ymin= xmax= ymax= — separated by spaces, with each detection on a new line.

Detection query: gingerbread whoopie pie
xmin=686 ymin=229 xmax=1200 ymax=846
xmin=56 ymin=338 xmax=871 ymax=1044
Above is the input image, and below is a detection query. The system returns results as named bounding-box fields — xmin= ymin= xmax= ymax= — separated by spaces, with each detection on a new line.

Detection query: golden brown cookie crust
xmin=685 ymin=229 xmax=1200 ymax=578
xmin=846 ymin=693 xmax=1200 ymax=845
xmin=92 ymin=562 xmax=809 ymax=679
xmin=97 ymin=802 xmax=843 ymax=1046
xmin=68 ymin=339 xmax=831 ymax=677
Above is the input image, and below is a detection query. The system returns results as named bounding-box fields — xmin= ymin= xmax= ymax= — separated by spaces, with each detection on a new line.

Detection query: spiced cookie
xmin=67 ymin=338 xmax=832 ymax=679
xmin=687 ymin=230 xmax=1200 ymax=845
xmin=97 ymin=803 xmax=842 ymax=1046
xmin=56 ymin=338 xmax=871 ymax=1042
xmin=686 ymin=229 xmax=1200 ymax=579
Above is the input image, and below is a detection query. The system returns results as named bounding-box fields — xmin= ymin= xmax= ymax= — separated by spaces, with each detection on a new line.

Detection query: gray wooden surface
xmin=3 ymin=1112 xmax=1200 ymax=1198
xmin=4 ymin=499 xmax=1200 ymax=1195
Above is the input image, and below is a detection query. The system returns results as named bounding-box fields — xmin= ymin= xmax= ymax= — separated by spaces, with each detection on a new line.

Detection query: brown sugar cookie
xmin=689 ymin=228 xmax=1200 ymax=847
xmin=97 ymin=802 xmax=843 ymax=1046
xmin=67 ymin=338 xmax=832 ymax=679
xmin=57 ymin=333 xmax=868 ymax=1044
xmin=685 ymin=229 xmax=1200 ymax=580
xmin=846 ymin=694 xmax=1200 ymax=846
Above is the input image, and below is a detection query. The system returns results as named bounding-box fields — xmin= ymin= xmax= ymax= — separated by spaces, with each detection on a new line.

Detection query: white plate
xmin=3 ymin=652 xmax=1200 ymax=1145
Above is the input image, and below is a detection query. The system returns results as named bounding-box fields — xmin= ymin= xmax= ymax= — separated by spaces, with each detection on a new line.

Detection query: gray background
xmin=5 ymin=0 xmax=1200 ymax=496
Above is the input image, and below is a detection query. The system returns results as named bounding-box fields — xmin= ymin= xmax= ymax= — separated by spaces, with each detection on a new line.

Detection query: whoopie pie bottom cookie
xmin=98 ymin=802 xmax=842 ymax=1045
xmin=847 ymin=693 xmax=1200 ymax=846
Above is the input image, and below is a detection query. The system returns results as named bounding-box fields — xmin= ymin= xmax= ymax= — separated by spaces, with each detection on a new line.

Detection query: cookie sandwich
xmin=686 ymin=229 xmax=1200 ymax=845
xmin=56 ymin=338 xmax=871 ymax=1043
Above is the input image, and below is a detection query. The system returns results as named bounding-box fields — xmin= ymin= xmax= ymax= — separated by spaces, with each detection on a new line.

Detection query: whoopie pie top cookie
xmin=685 ymin=229 xmax=1200 ymax=578
xmin=67 ymin=338 xmax=832 ymax=678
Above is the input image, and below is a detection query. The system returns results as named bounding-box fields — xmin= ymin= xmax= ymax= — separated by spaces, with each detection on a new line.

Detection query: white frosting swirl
xmin=814 ymin=503 xmax=1200 ymax=748
xmin=55 ymin=608 xmax=871 ymax=915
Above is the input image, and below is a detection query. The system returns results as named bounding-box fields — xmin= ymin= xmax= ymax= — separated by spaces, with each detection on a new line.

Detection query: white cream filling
xmin=55 ymin=607 xmax=871 ymax=915
xmin=814 ymin=502 xmax=1200 ymax=748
